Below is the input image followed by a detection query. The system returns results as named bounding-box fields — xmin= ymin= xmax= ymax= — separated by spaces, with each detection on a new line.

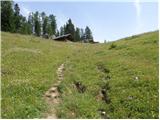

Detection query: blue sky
xmin=16 ymin=0 xmax=158 ymax=42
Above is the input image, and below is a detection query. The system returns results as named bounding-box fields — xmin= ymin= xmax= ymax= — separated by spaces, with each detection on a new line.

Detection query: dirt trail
xmin=44 ymin=63 xmax=65 ymax=119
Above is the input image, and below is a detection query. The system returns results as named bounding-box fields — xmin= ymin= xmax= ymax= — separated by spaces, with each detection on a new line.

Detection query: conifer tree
xmin=14 ymin=3 xmax=21 ymax=32
xmin=49 ymin=15 xmax=57 ymax=35
xmin=34 ymin=11 xmax=41 ymax=36
xmin=65 ymin=19 xmax=75 ymax=41
xmin=85 ymin=26 xmax=94 ymax=42
xmin=1 ymin=1 xmax=15 ymax=32
xmin=74 ymin=27 xmax=81 ymax=41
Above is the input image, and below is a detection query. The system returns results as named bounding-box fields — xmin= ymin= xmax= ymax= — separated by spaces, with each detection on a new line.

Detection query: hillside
xmin=1 ymin=31 xmax=159 ymax=119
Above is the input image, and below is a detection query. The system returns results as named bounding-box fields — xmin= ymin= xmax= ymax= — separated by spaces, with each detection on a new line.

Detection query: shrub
xmin=109 ymin=43 xmax=117 ymax=50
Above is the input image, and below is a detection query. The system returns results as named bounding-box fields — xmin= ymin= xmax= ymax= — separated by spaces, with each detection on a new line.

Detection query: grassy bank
xmin=1 ymin=32 xmax=75 ymax=118
xmin=1 ymin=31 xmax=159 ymax=118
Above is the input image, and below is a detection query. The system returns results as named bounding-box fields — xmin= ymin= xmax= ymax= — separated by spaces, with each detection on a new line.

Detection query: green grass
xmin=1 ymin=32 xmax=75 ymax=118
xmin=1 ymin=31 xmax=159 ymax=118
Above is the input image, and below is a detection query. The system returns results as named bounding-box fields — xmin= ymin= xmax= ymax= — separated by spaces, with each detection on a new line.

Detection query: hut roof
xmin=53 ymin=34 xmax=72 ymax=41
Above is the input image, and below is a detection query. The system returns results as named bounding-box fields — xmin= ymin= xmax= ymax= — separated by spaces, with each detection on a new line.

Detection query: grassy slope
xmin=1 ymin=31 xmax=159 ymax=118
xmin=1 ymin=32 xmax=76 ymax=118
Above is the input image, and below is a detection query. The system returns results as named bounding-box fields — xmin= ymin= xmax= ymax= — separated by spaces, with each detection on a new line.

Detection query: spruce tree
xmin=1 ymin=1 xmax=15 ymax=32
xmin=34 ymin=11 xmax=41 ymax=36
xmin=74 ymin=27 xmax=81 ymax=41
xmin=19 ymin=16 xmax=28 ymax=34
xmin=65 ymin=19 xmax=75 ymax=41
xmin=47 ymin=24 xmax=52 ymax=36
xmin=41 ymin=12 xmax=46 ymax=35
xmin=49 ymin=15 xmax=57 ymax=35
xmin=14 ymin=3 xmax=21 ymax=32
xmin=85 ymin=26 xmax=94 ymax=42
xmin=43 ymin=16 xmax=48 ymax=35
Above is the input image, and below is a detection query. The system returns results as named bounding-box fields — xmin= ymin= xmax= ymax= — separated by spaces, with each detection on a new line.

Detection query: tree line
xmin=1 ymin=1 xmax=94 ymax=42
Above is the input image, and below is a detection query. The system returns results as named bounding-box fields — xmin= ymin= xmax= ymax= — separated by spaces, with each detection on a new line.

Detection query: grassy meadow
xmin=1 ymin=31 xmax=159 ymax=118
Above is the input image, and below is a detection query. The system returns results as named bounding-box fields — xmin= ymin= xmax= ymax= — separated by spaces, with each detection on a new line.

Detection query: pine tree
xmin=65 ymin=19 xmax=75 ymax=41
xmin=47 ymin=24 xmax=52 ymax=36
xmin=1 ymin=2 xmax=95 ymax=42
xmin=1 ymin=1 xmax=15 ymax=32
xmin=85 ymin=26 xmax=94 ymax=42
xmin=49 ymin=14 xmax=56 ymax=35
xmin=43 ymin=16 xmax=48 ymax=35
xmin=19 ymin=16 xmax=28 ymax=34
xmin=34 ymin=11 xmax=41 ymax=36
xmin=26 ymin=21 xmax=32 ymax=35
xmin=21 ymin=16 xmax=31 ymax=34
xmin=41 ymin=12 xmax=46 ymax=35
xmin=74 ymin=27 xmax=81 ymax=41
xmin=14 ymin=3 xmax=21 ymax=32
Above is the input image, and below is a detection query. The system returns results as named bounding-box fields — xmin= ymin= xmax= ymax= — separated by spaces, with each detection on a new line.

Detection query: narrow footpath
xmin=44 ymin=63 xmax=65 ymax=119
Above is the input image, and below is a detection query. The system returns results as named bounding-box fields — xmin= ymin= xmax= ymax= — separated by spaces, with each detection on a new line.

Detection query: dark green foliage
xmin=19 ymin=16 xmax=32 ymax=34
xmin=109 ymin=43 xmax=117 ymax=50
xmin=43 ymin=16 xmax=48 ymax=35
xmin=65 ymin=19 xmax=75 ymax=41
xmin=59 ymin=19 xmax=94 ymax=42
xmin=1 ymin=1 xmax=15 ymax=32
xmin=49 ymin=14 xmax=57 ymax=35
xmin=34 ymin=11 xmax=41 ymax=36
xmin=74 ymin=27 xmax=81 ymax=41
xmin=1 ymin=2 xmax=93 ymax=41
xmin=47 ymin=24 xmax=52 ymax=36
xmin=41 ymin=12 xmax=47 ymax=35
xmin=85 ymin=26 xmax=94 ymax=42
xmin=19 ymin=16 xmax=27 ymax=34
xmin=26 ymin=21 xmax=32 ymax=35
xmin=14 ymin=3 xmax=21 ymax=32
xmin=1 ymin=1 xmax=32 ymax=35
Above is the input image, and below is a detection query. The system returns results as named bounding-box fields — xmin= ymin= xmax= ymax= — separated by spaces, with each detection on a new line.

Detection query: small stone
xmin=135 ymin=76 xmax=139 ymax=80
xmin=101 ymin=111 xmax=106 ymax=115
xmin=128 ymin=96 xmax=133 ymax=100
xmin=49 ymin=88 xmax=57 ymax=93
xmin=51 ymin=94 xmax=59 ymax=98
